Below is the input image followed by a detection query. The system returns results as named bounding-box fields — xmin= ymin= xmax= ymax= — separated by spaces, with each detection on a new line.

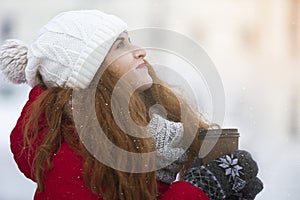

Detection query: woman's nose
xmin=132 ymin=46 xmax=146 ymax=59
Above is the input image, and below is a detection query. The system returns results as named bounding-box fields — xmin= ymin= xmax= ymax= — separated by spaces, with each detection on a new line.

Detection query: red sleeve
xmin=10 ymin=86 xmax=45 ymax=181
xmin=159 ymin=181 xmax=210 ymax=200
xmin=157 ymin=180 xmax=170 ymax=195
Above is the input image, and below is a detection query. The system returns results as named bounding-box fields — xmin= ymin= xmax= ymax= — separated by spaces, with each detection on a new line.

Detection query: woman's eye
xmin=116 ymin=41 xmax=125 ymax=49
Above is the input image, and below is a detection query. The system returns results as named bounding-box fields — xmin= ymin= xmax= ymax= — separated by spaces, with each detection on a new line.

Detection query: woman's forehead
xmin=119 ymin=31 xmax=128 ymax=37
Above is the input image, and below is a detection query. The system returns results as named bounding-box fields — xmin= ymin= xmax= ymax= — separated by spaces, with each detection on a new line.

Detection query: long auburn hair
xmin=23 ymin=60 xmax=210 ymax=199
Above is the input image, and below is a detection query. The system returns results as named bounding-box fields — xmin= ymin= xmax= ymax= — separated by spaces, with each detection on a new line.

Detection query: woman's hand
xmin=148 ymin=114 xmax=187 ymax=184
xmin=183 ymin=150 xmax=263 ymax=199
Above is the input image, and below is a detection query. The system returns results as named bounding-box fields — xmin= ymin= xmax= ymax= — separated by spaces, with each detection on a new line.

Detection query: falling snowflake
xmin=217 ymin=154 xmax=244 ymax=182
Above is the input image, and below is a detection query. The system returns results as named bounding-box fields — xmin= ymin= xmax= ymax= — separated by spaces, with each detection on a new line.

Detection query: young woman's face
xmin=103 ymin=32 xmax=153 ymax=91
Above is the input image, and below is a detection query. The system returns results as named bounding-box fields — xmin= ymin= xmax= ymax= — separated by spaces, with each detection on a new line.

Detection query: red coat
xmin=10 ymin=86 xmax=210 ymax=200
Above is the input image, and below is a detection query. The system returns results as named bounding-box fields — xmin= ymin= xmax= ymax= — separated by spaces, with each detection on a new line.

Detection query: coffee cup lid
xmin=198 ymin=128 xmax=240 ymax=139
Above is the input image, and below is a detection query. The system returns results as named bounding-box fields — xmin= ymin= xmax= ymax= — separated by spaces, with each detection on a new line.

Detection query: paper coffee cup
xmin=198 ymin=128 xmax=239 ymax=164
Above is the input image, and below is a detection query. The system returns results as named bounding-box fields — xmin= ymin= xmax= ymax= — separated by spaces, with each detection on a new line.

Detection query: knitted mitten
xmin=184 ymin=150 xmax=263 ymax=199
xmin=148 ymin=114 xmax=187 ymax=184
xmin=225 ymin=177 xmax=263 ymax=200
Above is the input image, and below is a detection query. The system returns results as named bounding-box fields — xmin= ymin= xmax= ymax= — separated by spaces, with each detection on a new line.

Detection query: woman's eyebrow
xmin=115 ymin=37 xmax=125 ymax=42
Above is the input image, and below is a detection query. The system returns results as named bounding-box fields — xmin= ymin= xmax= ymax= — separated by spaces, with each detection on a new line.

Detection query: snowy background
xmin=1 ymin=0 xmax=300 ymax=199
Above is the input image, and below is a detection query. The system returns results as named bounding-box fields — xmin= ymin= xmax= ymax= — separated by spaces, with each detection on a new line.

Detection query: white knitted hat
xmin=0 ymin=10 xmax=127 ymax=89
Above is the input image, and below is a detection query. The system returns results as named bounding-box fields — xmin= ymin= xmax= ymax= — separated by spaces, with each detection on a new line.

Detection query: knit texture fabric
xmin=0 ymin=39 xmax=28 ymax=84
xmin=184 ymin=165 xmax=226 ymax=200
xmin=148 ymin=114 xmax=188 ymax=184
xmin=0 ymin=10 xmax=127 ymax=89
xmin=184 ymin=150 xmax=263 ymax=199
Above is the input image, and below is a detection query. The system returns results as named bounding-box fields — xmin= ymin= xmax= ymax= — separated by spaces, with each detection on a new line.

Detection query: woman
xmin=0 ymin=10 xmax=262 ymax=199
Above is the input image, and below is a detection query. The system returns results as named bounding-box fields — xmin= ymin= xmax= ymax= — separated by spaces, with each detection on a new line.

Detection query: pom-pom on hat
xmin=0 ymin=39 xmax=28 ymax=84
xmin=0 ymin=10 xmax=127 ymax=89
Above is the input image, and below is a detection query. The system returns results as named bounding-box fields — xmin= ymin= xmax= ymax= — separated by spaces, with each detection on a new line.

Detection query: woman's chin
xmin=136 ymin=81 xmax=153 ymax=92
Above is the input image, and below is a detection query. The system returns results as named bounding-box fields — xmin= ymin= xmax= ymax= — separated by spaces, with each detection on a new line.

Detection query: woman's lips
xmin=136 ymin=63 xmax=147 ymax=69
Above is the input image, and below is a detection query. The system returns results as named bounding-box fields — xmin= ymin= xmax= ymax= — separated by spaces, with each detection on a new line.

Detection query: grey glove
xmin=148 ymin=114 xmax=187 ymax=184
xmin=183 ymin=150 xmax=263 ymax=199
xmin=225 ymin=177 xmax=263 ymax=200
